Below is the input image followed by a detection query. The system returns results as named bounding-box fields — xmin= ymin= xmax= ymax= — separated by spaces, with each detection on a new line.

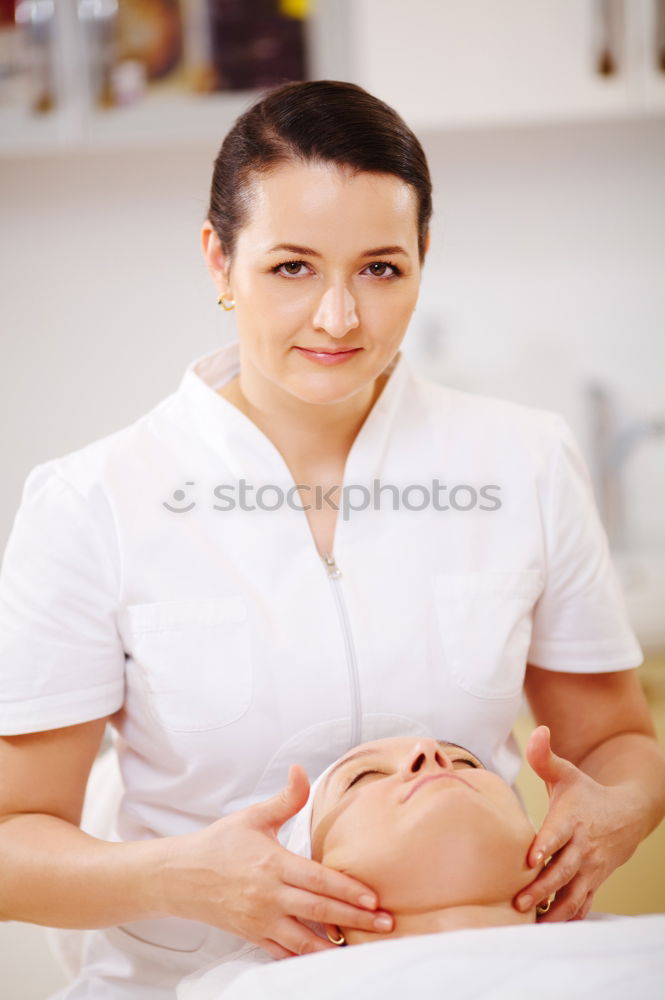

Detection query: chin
xmin=333 ymin=831 xmax=534 ymax=913
xmin=287 ymin=374 xmax=375 ymax=406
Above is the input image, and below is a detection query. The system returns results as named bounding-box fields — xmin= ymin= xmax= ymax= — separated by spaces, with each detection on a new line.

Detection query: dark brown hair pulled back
xmin=207 ymin=79 xmax=433 ymax=265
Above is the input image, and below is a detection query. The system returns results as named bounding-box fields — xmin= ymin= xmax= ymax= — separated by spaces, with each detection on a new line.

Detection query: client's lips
xmin=402 ymin=772 xmax=476 ymax=803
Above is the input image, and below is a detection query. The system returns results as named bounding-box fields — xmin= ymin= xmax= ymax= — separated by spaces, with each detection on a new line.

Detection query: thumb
xmin=526 ymin=725 xmax=571 ymax=792
xmin=250 ymin=764 xmax=311 ymax=833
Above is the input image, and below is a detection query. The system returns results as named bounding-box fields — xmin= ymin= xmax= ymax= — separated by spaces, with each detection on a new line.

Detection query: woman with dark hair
xmin=0 ymin=80 xmax=663 ymax=999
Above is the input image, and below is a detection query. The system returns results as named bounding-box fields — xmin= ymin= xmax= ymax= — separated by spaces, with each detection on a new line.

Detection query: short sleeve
xmin=527 ymin=416 xmax=643 ymax=672
xmin=0 ymin=463 xmax=125 ymax=734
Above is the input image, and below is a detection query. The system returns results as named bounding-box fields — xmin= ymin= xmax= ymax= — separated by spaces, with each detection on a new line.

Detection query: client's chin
xmin=321 ymin=809 xmax=541 ymax=944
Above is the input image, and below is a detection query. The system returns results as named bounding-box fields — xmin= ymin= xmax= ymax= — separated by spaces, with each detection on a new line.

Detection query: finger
xmin=573 ymin=891 xmax=595 ymax=922
xmin=260 ymin=939 xmax=295 ymax=960
xmin=281 ymin=886 xmax=393 ymax=935
xmin=250 ymin=765 xmax=310 ymax=832
xmin=282 ymin=854 xmax=381 ymax=911
xmin=515 ymin=843 xmax=582 ymax=912
xmin=272 ymin=916 xmax=335 ymax=957
xmin=527 ymin=811 xmax=575 ymax=868
xmin=525 ymin=725 xmax=573 ymax=791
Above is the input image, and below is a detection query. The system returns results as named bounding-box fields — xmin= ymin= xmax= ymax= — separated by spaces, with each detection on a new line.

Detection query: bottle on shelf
xmin=78 ymin=0 xmax=119 ymax=109
xmin=15 ymin=0 xmax=57 ymax=113
xmin=206 ymin=0 xmax=308 ymax=91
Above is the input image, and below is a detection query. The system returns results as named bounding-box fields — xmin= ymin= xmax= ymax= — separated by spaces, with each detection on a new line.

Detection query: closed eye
xmin=344 ymin=768 xmax=386 ymax=791
xmin=453 ymin=758 xmax=480 ymax=769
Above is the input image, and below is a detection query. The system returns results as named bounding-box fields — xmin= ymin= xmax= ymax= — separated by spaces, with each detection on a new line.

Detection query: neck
xmin=344 ymin=900 xmax=535 ymax=946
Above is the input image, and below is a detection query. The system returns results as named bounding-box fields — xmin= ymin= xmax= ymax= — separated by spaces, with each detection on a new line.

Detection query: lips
xmin=296 ymin=347 xmax=361 ymax=355
xmin=402 ymin=772 xmax=475 ymax=803
xmin=293 ymin=346 xmax=362 ymax=366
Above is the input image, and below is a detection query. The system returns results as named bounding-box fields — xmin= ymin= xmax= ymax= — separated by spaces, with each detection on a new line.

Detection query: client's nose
xmin=400 ymin=739 xmax=452 ymax=782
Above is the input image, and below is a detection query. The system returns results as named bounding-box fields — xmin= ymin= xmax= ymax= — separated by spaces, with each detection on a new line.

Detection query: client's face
xmin=311 ymin=737 xmax=535 ymax=914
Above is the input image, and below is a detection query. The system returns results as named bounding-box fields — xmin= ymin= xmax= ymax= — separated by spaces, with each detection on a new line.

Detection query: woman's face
xmin=203 ymin=160 xmax=425 ymax=407
xmin=311 ymin=737 xmax=536 ymax=913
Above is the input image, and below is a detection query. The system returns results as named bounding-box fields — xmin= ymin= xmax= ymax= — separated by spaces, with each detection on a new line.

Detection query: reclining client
xmin=178 ymin=732 xmax=665 ymax=1000
xmin=288 ymin=733 xmax=550 ymax=946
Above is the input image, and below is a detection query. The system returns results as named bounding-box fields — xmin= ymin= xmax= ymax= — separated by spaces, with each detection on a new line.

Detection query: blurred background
xmin=1 ymin=1 xmax=664 ymax=996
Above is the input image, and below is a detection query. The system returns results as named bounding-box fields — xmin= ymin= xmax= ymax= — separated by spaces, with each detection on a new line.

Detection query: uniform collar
xmin=175 ymin=339 xmax=412 ymax=484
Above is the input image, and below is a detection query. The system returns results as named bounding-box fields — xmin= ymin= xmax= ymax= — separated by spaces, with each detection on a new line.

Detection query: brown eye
xmin=272 ymin=260 xmax=309 ymax=277
xmin=365 ymin=261 xmax=401 ymax=278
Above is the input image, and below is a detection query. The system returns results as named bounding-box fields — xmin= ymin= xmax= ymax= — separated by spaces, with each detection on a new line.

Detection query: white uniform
xmin=0 ymin=341 xmax=642 ymax=997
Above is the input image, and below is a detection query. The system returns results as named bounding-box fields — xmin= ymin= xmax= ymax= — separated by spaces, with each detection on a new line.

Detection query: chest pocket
xmin=434 ymin=571 xmax=543 ymax=700
xmin=125 ymin=597 xmax=252 ymax=733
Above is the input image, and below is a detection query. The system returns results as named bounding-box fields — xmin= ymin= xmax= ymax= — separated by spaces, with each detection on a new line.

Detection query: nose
xmin=312 ymin=282 xmax=359 ymax=339
xmin=399 ymin=739 xmax=453 ymax=783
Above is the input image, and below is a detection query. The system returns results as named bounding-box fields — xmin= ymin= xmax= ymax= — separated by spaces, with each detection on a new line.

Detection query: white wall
xmin=1 ymin=115 xmax=664 ymax=556
xmin=1 ymin=113 xmax=665 ymax=996
xmin=409 ymin=115 xmax=665 ymax=551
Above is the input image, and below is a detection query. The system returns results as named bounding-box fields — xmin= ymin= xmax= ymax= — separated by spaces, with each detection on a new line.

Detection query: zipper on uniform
xmin=322 ymin=552 xmax=362 ymax=746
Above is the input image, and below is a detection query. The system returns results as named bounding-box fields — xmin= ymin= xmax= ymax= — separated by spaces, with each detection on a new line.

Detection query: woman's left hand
xmin=513 ymin=725 xmax=643 ymax=922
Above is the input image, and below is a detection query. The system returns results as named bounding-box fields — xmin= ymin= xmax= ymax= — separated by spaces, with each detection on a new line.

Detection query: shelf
xmin=0 ymin=89 xmax=262 ymax=158
xmin=3 ymin=0 xmax=664 ymax=159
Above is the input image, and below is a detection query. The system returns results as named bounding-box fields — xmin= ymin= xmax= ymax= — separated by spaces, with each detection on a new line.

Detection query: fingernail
xmin=359 ymin=894 xmax=377 ymax=910
xmin=373 ymin=915 xmax=393 ymax=931
xmin=533 ymin=850 xmax=544 ymax=865
xmin=517 ymin=895 xmax=532 ymax=912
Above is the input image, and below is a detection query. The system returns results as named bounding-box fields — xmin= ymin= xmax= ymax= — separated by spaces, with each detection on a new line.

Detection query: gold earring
xmin=217 ymin=293 xmax=235 ymax=311
xmin=326 ymin=927 xmax=346 ymax=946
xmin=536 ymin=892 xmax=556 ymax=916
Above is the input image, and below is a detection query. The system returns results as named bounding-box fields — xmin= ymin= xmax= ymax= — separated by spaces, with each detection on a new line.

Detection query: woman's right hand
xmin=156 ymin=764 xmax=393 ymax=959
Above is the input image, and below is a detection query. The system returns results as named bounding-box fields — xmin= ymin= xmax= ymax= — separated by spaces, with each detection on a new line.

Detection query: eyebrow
xmin=322 ymin=740 xmax=484 ymax=795
xmin=265 ymin=243 xmax=410 ymax=259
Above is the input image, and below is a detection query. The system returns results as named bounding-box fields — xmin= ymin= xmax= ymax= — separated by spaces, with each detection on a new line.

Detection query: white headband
xmin=278 ymin=759 xmax=343 ymax=942
xmin=282 ymin=758 xmax=339 ymax=859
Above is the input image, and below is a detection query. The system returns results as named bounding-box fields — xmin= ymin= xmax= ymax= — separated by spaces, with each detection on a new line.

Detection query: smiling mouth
xmin=296 ymin=347 xmax=361 ymax=354
xmin=402 ymin=773 xmax=476 ymax=803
